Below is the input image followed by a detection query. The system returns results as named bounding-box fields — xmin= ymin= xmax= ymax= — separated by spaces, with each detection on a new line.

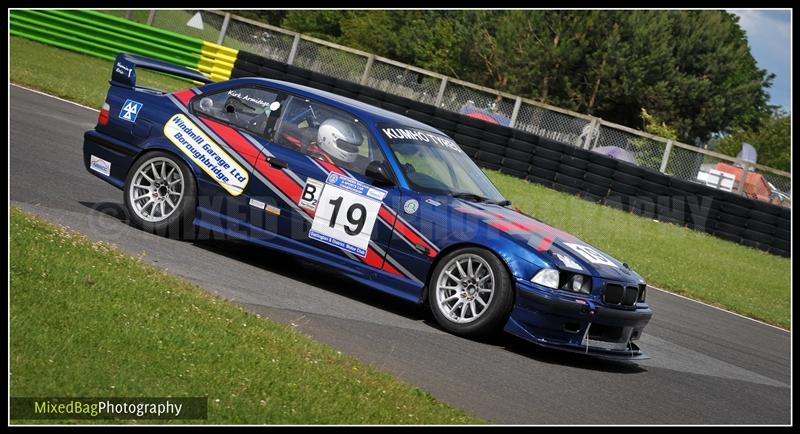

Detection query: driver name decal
xmin=164 ymin=114 xmax=249 ymax=196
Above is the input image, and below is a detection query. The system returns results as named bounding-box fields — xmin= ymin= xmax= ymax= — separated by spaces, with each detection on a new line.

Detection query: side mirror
xmin=365 ymin=161 xmax=394 ymax=185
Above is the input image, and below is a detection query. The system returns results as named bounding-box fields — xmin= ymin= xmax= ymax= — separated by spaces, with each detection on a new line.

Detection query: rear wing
xmin=111 ymin=53 xmax=213 ymax=88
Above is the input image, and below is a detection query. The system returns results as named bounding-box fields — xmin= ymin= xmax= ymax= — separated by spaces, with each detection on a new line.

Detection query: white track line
xmin=648 ymin=284 xmax=790 ymax=333
xmin=12 ymin=83 xmax=792 ymax=334
xmin=11 ymin=83 xmax=99 ymax=112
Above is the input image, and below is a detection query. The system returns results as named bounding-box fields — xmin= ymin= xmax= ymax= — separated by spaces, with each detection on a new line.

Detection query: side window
xmin=191 ymin=86 xmax=283 ymax=137
xmin=272 ymin=96 xmax=385 ymax=176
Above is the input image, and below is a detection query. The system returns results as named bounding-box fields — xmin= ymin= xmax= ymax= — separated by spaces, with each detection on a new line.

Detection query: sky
xmin=729 ymin=9 xmax=791 ymax=112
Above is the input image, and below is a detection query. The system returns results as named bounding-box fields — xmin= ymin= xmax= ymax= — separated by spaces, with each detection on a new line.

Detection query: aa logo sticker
xmin=119 ymin=99 xmax=143 ymax=122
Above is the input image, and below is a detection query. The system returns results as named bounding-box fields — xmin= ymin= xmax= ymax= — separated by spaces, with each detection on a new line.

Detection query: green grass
xmin=10 ymin=37 xmax=191 ymax=109
xmin=487 ymin=171 xmax=790 ymax=329
xmin=10 ymin=36 xmax=790 ymax=329
xmin=9 ymin=208 xmax=481 ymax=424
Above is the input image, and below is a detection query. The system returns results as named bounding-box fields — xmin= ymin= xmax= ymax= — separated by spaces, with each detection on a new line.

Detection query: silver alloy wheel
xmin=435 ymin=253 xmax=495 ymax=324
xmin=129 ymin=157 xmax=185 ymax=223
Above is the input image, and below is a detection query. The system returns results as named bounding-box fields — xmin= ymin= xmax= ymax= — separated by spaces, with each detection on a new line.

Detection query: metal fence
xmin=115 ymin=9 xmax=792 ymax=203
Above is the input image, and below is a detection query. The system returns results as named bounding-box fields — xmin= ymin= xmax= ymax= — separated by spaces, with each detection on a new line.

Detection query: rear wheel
xmin=124 ymin=151 xmax=197 ymax=239
xmin=429 ymin=247 xmax=514 ymax=337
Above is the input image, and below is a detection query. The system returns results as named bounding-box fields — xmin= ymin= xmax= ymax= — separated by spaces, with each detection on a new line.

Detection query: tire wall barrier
xmin=9 ymin=10 xmax=237 ymax=81
xmin=232 ymin=51 xmax=790 ymax=257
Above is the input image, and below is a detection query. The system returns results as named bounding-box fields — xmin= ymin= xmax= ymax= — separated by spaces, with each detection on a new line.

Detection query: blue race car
xmin=84 ymin=54 xmax=652 ymax=360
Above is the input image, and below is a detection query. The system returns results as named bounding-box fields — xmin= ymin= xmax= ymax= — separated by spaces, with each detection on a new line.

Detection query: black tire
xmin=502 ymin=159 xmax=530 ymax=173
xmin=475 ymin=151 xmax=503 ymax=165
xmin=558 ymin=164 xmax=586 ymax=180
xmin=478 ymin=140 xmax=506 ymax=155
xmin=611 ymin=171 xmax=640 ymax=185
xmin=588 ymin=152 xmax=618 ymax=168
xmin=560 ymin=155 xmax=589 ymax=170
xmin=747 ymin=209 xmax=778 ymax=226
xmin=430 ymin=117 xmax=457 ymax=133
xmin=586 ymin=162 xmax=616 ymax=178
xmin=459 ymin=145 xmax=478 ymax=158
xmin=583 ymin=182 xmax=610 ymax=198
xmin=507 ymin=138 xmax=536 ymax=152
xmin=718 ymin=212 xmax=747 ymax=227
xmin=124 ymin=151 xmax=197 ymax=240
xmin=529 ymin=166 xmax=557 ymax=181
xmin=526 ymin=174 xmax=554 ymax=188
xmin=531 ymin=156 xmax=560 ymax=171
xmin=610 ymin=181 xmax=640 ymax=196
xmin=554 ymin=173 xmax=583 ymax=189
xmin=585 ymin=173 xmax=613 ymax=187
xmin=480 ymin=130 xmax=508 ymax=145
xmin=499 ymin=167 xmax=528 ymax=179
xmin=428 ymin=247 xmax=515 ymax=337
xmin=534 ymin=146 xmax=562 ymax=162
xmin=504 ymin=148 xmax=533 ymax=162
xmin=745 ymin=219 xmax=777 ymax=235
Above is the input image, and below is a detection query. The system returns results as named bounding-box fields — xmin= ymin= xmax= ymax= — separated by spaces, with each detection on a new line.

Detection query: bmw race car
xmin=84 ymin=54 xmax=653 ymax=360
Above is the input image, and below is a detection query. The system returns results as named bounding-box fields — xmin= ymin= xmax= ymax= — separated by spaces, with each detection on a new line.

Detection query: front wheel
xmin=429 ymin=247 xmax=514 ymax=337
xmin=124 ymin=151 xmax=197 ymax=239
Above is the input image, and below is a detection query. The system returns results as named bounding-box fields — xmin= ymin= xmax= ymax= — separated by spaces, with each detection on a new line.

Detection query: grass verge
xmin=9 ymin=207 xmax=481 ymax=424
xmin=10 ymin=35 xmax=790 ymax=328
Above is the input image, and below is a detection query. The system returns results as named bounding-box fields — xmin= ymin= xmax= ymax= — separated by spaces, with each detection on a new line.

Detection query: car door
xmin=180 ymin=84 xmax=295 ymax=236
xmin=254 ymin=94 xmax=405 ymax=277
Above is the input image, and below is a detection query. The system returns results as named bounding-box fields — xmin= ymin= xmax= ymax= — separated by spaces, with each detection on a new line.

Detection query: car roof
xmin=219 ymin=77 xmax=446 ymax=135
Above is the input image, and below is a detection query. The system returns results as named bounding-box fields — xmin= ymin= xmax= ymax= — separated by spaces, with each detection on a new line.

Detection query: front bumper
xmin=505 ymin=279 xmax=653 ymax=360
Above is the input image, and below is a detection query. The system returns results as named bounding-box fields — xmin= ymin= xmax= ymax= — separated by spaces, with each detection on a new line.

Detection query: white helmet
xmin=317 ymin=118 xmax=363 ymax=163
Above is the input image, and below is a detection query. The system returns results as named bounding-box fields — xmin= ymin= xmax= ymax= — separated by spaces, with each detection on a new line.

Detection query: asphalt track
xmin=9 ymin=85 xmax=791 ymax=424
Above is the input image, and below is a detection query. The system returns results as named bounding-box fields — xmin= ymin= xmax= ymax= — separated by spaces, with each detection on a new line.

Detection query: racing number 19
xmin=327 ymin=196 xmax=367 ymax=235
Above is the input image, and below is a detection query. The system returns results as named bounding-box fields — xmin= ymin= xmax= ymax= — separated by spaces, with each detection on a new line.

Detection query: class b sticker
xmin=164 ymin=114 xmax=249 ymax=196
xmin=308 ymin=173 xmax=387 ymax=257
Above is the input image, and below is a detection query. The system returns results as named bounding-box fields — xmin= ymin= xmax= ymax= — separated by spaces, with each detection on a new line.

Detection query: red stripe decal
xmin=378 ymin=206 xmax=397 ymax=226
xmin=392 ymin=217 xmax=437 ymax=257
xmin=173 ymin=89 xmax=195 ymax=106
xmin=202 ymin=118 xmax=260 ymax=165
xmin=317 ymin=160 xmax=346 ymax=176
xmin=537 ymin=235 xmax=554 ymax=252
xmin=381 ymin=260 xmax=404 ymax=277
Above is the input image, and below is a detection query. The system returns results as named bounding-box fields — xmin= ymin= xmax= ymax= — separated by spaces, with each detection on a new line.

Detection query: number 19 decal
xmin=309 ymin=174 xmax=386 ymax=257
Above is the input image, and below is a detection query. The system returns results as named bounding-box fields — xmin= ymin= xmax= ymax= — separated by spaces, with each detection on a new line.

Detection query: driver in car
xmin=310 ymin=118 xmax=370 ymax=174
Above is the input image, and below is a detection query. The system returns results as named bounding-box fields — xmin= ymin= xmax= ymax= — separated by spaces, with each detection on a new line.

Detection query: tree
xmin=248 ymin=10 xmax=775 ymax=143
xmin=716 ymin=110 xmax=791 ymax=172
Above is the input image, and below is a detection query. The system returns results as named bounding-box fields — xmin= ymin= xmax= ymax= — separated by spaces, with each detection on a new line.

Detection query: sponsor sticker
xmin=119 ymin=99 xmax=143 ymax=122
xmin=265 ymin=204 xmax=281 ymax=216
xmin=164 ymin=114 xmax=249 ymax=196
xmin=299 ymin=177 xmax=325 ymax=211
xmin=425 ymin=198 xmax=441 ymax=207
xmin=308 ymin=173 xmax=386 ymax=257
xmin=404 ymin=199 xmax=419 ymax=215
xmin=89 ymin=155 xmax=111 ymax=176
xmin=564 ymin=242 xmax=618 ymax=268
xmin=380 ymin=127 xmax=462 ymax=153
xmin=249 ymin=198 xmax=266 ymax=209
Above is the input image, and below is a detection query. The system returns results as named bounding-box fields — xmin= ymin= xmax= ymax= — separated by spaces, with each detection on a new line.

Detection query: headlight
xmin=570 ymin=274 xmax=592 ymax=294
xmin=531 ymin=268 xmax=560 ymax=289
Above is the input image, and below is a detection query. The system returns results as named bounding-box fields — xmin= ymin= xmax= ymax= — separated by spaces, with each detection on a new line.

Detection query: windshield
xmin=379 ymin=125 xmax=505 ymax=202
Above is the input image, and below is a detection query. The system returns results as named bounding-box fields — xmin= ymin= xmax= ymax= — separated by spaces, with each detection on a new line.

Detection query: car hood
xmin=449 ymin=199 xmax=643 ymax=282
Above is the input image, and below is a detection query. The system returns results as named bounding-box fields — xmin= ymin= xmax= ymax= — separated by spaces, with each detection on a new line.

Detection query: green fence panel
xmin=9 ymin=10 xmax=205 ymax=68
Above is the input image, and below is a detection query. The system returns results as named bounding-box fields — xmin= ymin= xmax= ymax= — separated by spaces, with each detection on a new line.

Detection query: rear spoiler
xmin=111 ymin=53 xmax=214 ymax=88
